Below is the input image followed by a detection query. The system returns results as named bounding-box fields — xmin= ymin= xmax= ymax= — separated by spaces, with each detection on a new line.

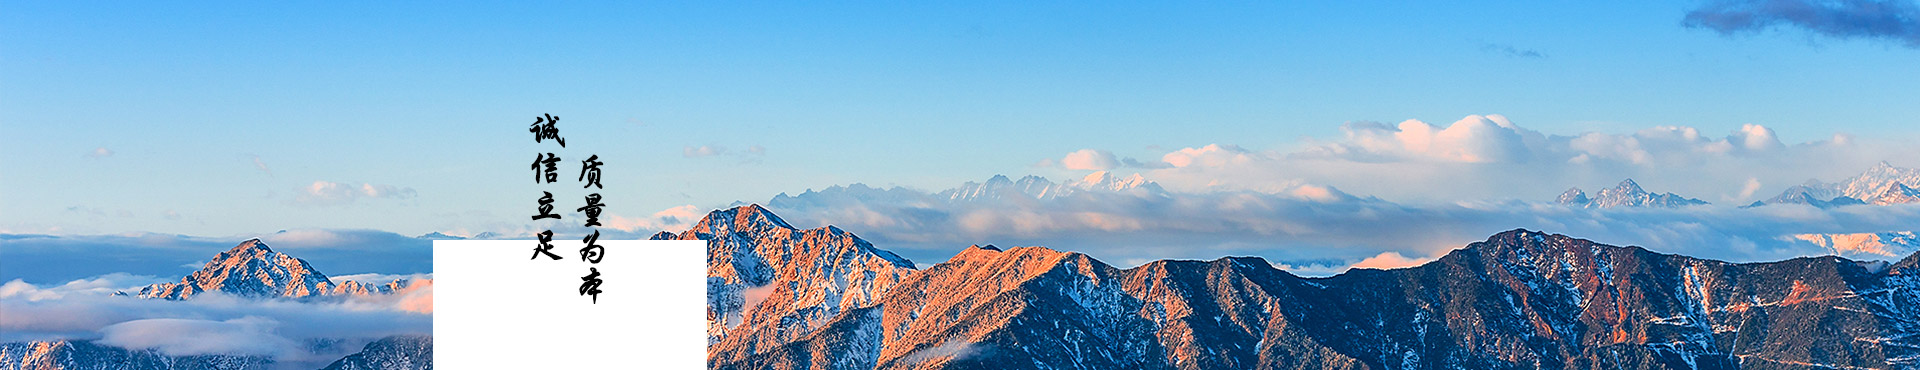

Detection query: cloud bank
xmin=1685 ymin=0 xmax=1920 ymax=48
xmin=754 ymin=115 xmax=1920 ymax=274
xmin=1 ymin=275 xmax=431 ymax=365
xmin=293 ymin=181 xmax=417 ymax=206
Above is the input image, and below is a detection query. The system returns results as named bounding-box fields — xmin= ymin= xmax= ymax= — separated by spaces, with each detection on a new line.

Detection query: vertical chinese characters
xmin=522 ymin=113 xmax=609 ymax=304
xmin=576 ymin=154 xmax=607 ymax=303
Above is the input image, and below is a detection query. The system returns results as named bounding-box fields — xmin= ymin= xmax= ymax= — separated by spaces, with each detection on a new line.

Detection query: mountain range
xmin=768 ymin=172 xmax=1167 ymax=210
xmin=1749 ymin=162 xmax=1920 ymax=208
xmin=126 ymin=239 xmax=417 ymax=300
xmin=1 ymin=240 xmax=431 ymax=370
xmin=683 ymin=205 xmax=1920 ymax=370
xmin=1556 ymin=179 xmax=1709 ymax=208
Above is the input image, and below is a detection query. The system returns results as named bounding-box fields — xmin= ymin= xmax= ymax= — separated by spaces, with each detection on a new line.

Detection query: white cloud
xmin=684 ymin=145 xmax=726 ymax=157
xmin=1349 ymin=252 xmax=1433 ymax=270
xmin=1732 ymin=123 xmax=1785 ymax=152
xmin=250 ymin=155 xmax=272 ymax=175
xmin=98 ymin=317 xmax=299 ymax=357
xmin=0 ymin=273 xmax=169 ymax=301
xmin=1133 ymin=115 xmax=1915 ymax=204
xmin=1162 ymin=144 xmax=1258 ymax=168
xmin=1062 ymin=149 xmax=1121 ymax=170
xmin=1736 ymin=177 xmax=1764 ymax=201
xmin=603 ymin=205 xmax=703 ymax=234
xmin=1 ymin=277 xmax=431 ymax=360
xmin=0 ymin=280 xmax=61 ymax=301
xmin=761 ymin=170 xmax=1920 ymax=277
xmin=1301 ymin=115 xmax=1543 ymax=164
xmin=293 ymin=181 xmax=416 ymax=206
xmin=86 ymin=147 xmax=114 ymax=159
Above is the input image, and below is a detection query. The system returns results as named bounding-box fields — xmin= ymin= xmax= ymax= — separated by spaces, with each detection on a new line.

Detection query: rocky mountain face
xmin=1754 ymin=162 xmax=1919 ymax=208
xmin=1870 ymin=183 xmax=1920 ymax=206
xmin=318 ymin=336 xmax=431 ymax=370
xmin=1557 ymin=179 xmax=1708 ymax=208
xmin=651 ymin=204 xmax=918 ymax=359
xmin=128 ymin=239 xmax=414 ymax=300
xmin=699 ymin=206 xmax=1920 ymax=370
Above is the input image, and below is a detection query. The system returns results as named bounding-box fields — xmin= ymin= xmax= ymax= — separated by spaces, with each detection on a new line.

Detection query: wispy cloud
xmin=249 ymin=155 xmax=272 ymax=175
xmin=685 ymin=144 xmax=768 ymax=164
xmin=684 ymin=145 xmax=727 ymax=157
xmin=748 ymin=115 xmax=1920 ymax=273
xmin=1685 ymin=0 xmax=1920 ymax=48
xmin=85 ymin=147 xmax=114 ymax=159
xmin=1481 ymin=43 xmax=1547 ymax=58
xmin=603 ymin=205 xmax=703 ymax=234
xmin=292 ymin=181 xmax=417 ymax=206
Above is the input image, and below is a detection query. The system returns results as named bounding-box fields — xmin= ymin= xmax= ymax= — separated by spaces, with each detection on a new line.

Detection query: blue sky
xmin=3 ymin=1 xmax=1917 ymax=248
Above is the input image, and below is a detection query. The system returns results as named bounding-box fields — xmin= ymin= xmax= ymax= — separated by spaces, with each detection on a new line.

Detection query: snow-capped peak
xmin=1557 ymin=179 xmax=1707 ymax=208
xmin=1871 ymin=182 xmax=1920 ymax=205
xmin=1556 ymin=188 xmax=1589 ymax=205
xmin=1070 ymin=171 xmax=1157 ymax=193
xmin=1754 ymin=161 xmax=1917 ymax=207
xmin=130 ymin=239 xmax=416 ymax=300
xmin=937 ymin=173 xmax=1166 ymax=202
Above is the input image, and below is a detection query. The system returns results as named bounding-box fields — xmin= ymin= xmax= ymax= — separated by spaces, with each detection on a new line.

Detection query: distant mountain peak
xmin=1615 ymin=178 xmax=1642 ymax=192
xmin=1761 ymin=161 xmax=1920 ymax=207
xmin=1556 ymin=188 xmax=1588 ymax=205
xmin=655 ymin=205 xmax=916 ymax=348
xmin=131 ymin=239 xmax=416 ymax=300
xmin=1556 ymin=179 xmax=1706 ymax=208
xmin=690 ymin=203 xmax=794 ymax=234
xmin=414 ymin=232 xmax=465 ymax=240
xmin=1871 ymin=182 xmax=1920 ymax=205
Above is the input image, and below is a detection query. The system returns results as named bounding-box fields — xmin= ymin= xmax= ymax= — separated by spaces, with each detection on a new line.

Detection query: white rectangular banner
xmin=434 ymin=239 xmax=705 ymax=369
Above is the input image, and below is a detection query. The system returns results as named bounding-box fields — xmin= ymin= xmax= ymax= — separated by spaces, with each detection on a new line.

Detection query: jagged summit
xmin=1871 ymin=182 xmax=1920 ymax=205
xmin=1755 ymin=161 xmax=1920 ymax=207
xmin=1615 ymin=178 xmax=1643 ymax=192
xmin=1076 ymin=171 xmax=1163 ymax=193
xmin=1556 ymin=179 xmax=1708 ymax=208
xmin=1556 ymin=187 xmax=1590 ymax=205
xmin=129 ymin=239 xmax=414 ymax=300
xmin=1749 ymin=187 xmax=1865 ymax=209
xmin=714 ymin=204 xmax=797 ymax=235
xmin=656 ymin=205 xmax=916 ymax=349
